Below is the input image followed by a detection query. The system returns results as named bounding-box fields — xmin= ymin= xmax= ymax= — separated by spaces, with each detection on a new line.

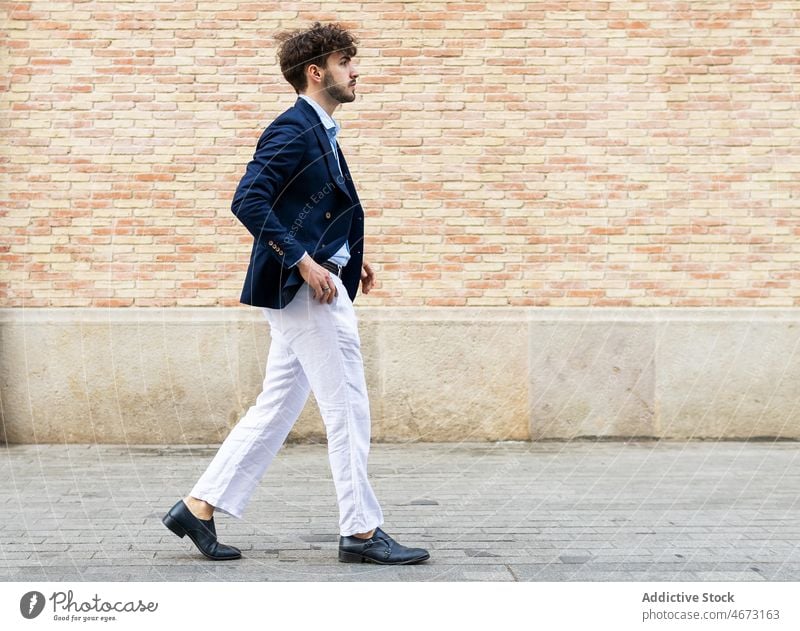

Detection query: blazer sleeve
xmin=230 ymin=117 xmax=308 ymax=267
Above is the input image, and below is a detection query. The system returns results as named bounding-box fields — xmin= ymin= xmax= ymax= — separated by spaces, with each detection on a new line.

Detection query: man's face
xmin=321 ymin=51 xmax=359 ymax=103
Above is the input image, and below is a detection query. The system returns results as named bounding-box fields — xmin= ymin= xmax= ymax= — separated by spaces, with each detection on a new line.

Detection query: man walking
xmin=162 ymin=22 xmax=429 ymax=565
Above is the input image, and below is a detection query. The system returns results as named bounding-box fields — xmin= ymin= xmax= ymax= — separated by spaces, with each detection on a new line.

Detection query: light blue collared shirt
xmin=293 ymin=94 xmax=350 ymax=268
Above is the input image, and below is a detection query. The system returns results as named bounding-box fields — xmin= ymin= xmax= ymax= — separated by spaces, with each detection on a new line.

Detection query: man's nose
xmin=350 ymin=63 xmax=359 ymax=78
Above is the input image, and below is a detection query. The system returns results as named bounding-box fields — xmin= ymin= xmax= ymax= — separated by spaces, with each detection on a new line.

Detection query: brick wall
xmin=2 ymin=1 xmax=799 ymax=308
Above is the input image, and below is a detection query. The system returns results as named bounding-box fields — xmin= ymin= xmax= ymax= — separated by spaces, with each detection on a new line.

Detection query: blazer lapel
xmin=294 ymin=98 xmax=352 ymax=201
xmin=336 ymin=145 xmax=362 ymax=209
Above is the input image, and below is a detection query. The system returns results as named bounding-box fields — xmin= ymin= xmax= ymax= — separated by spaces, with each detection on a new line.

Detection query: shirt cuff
xmin=288 ymin=251 xmax=309 ymax=268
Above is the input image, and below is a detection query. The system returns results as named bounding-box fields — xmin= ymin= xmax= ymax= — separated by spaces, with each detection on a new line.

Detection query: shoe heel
xmin=338 ymin=550 xmax=365 ymax=563
xmin=162 ymin=514 xmax=187 ymax=538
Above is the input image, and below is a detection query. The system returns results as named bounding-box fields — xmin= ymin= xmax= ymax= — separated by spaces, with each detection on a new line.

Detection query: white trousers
xmin=189 ymin=273 xmax=385 ymax=536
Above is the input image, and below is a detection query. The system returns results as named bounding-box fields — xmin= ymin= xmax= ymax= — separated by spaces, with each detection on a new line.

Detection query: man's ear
xmin=306 ymin=63 xmax=324 ymax=86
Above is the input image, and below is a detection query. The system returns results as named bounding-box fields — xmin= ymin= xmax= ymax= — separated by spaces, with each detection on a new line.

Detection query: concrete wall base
xmin=1 ymin=308 xmax=797 ymax=443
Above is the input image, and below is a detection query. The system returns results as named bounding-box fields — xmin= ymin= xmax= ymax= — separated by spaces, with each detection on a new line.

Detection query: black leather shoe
xmin=338 ymin=527 xmax=430 ymax=564
xmin=162 ymin=499 xmax=241 ymax=561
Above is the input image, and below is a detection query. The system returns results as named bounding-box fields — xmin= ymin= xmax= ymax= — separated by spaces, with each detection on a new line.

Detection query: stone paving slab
xmin=1 ymin=441 xmax=799 ymax=582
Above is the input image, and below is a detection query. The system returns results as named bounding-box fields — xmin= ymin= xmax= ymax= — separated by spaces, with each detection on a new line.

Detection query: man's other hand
xmin=361 ymin=261 xmax=375 ymax=294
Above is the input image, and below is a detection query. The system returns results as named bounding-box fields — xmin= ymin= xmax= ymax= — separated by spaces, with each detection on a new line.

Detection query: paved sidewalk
xmin=1 ymin=441 xmax=799 ymax=582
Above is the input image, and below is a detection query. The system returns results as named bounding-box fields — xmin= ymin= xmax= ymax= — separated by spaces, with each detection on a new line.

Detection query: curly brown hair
xmin=274 ymin=22 xmax=359 ymax=94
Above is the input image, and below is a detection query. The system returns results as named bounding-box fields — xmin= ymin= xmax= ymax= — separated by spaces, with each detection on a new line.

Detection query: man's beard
xmin=323 ymin=72 xmax=355 ymax=103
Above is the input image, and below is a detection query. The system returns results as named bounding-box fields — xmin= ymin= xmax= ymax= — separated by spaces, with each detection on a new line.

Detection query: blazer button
xmin=325 ymin=212 xmax=332 ymax=220
xmin=268 ymin=240 xmax=274 ymax=245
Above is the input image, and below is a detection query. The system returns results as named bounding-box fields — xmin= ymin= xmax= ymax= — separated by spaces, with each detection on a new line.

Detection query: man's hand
xmin=361 ymin=261 xmax=375 ymax=294
xmin=297 ymin=254 xmax=337 ymax=304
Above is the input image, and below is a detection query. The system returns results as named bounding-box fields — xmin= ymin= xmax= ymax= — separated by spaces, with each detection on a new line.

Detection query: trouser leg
xmin=266 ymin=276 xmax=384 ymax=536
xmin=189 ymin=319 xmax=311 ymax=519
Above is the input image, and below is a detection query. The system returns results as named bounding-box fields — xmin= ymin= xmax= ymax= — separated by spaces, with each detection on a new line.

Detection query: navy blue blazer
xmin=231 ymin=97 xmax=365 ymax=309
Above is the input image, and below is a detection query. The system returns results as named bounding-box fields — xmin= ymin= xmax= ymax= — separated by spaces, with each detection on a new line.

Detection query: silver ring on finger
xmin=322 ymin=286 xmax=331 ymax=293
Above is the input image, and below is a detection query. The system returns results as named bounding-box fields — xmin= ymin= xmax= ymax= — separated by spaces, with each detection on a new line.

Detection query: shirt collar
xmin=299 ymin=94 xmax=340 ymax=140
